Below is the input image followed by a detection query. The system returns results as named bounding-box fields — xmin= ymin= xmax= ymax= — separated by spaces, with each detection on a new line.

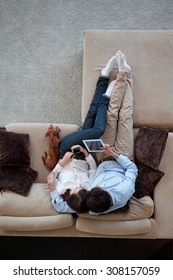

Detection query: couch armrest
xmin=154 ymin=133 xmax=173 ymax=238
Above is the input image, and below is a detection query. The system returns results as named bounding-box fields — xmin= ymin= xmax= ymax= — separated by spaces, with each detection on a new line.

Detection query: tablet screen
xmin=83 ymin=139 xmax=104 ymax=152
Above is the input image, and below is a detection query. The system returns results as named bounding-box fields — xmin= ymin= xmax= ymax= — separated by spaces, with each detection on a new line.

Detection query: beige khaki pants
xmin=95 ymin=73 xmax=134 ymax=163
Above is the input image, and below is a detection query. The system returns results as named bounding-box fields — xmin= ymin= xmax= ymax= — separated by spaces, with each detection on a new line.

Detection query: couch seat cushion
xmin=0 ymin=215 xmax=73 ymax=231
xmin=78 ymin=196 xmax=154 ymax=221
xmin=76 ymin=218 xmax=152 ymax=236
xmin=0 ymin=183 xmax=61 ymax=217
xmin=0 ymin=183 xmax=73 ymax=231
xmin=76 ymin=196 xmax=154 ymax=236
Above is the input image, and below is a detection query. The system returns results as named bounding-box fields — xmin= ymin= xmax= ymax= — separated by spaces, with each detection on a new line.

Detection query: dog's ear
xmin=45 ymin=124 xmax=53 ymax=137
xmin=56 ymin=126 xmax=61 ymax=133
xmin=55 ymin=128 xmax=60 ymax=138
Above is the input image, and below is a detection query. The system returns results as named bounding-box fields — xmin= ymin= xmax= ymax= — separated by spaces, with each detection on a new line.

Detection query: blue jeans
xmin=59 ymin=76 xmax=109 ymax=157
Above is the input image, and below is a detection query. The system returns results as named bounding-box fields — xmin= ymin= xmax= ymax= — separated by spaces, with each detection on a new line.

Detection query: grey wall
xmin=0 ymin=0 xmax=173 ymax=127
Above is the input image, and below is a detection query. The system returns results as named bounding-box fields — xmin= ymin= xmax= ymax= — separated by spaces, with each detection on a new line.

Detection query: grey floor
xmin=0 ymin=0 xmax=173 ymax=127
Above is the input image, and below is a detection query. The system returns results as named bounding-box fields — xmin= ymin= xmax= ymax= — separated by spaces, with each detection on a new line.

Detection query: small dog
xmin=42 ymin=125 xmax=60 ymax=170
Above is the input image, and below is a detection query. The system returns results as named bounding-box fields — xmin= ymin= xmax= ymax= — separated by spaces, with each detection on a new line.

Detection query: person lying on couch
xmin=87 ymin=144 xmax=138 ymax=215
xmin=47 ymin=55 xmax=118 ymax=213
xmin=86 ymin=51 xmax=138 ymax=215
xmin=48 ymin=51 xmax=137 ymax=214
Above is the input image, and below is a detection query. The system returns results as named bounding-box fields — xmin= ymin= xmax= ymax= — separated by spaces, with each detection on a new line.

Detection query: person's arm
xmin=47 ymin=166 xmax=75 ymax=213
xmin=102 ymin=144 xmax=138 ymax=182
xmin=116 ymin=154 xmax=138 ymax=182
xmin=47 ymin=152 xmax=76 ymax=213
xmin=52 ymin=151 xmax=74 ymax=176
xmin=51 ymin=162 xmax=63 ymax=177
xmin=85 ymin=154 xmax=97 ymax=179
xmin=101 ymin=144 xmax=119 ymax=159
xmin=47 ymin=152 xmax=74 ymax=191
xmin=50 ymin=189 xmax=76 ymax=213
xmin=78 ymin=146 xmax=97 ymax=179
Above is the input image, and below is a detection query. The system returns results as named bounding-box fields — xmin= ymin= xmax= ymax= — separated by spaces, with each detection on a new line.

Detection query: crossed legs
xmin=96 ymin=51 xmax=134 ymax=162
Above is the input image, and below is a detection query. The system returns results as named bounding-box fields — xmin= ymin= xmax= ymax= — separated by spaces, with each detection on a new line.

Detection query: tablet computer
xmin=83 ymin=139 xmax=104 ymax=152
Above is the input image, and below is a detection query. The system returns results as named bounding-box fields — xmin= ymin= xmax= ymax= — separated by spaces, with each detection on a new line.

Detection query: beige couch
xmin=0 ymin=30 xmax=173 ymax=238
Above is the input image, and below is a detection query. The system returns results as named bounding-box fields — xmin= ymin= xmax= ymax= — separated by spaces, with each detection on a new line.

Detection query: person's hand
xmin=101 ymin=144 xmax=112 ymax=155
xmin=101 ymin=144 xmax=119 ymax=159
xmin=79 ymin=145 xmax=89 ymax=157
xmin=59 ymin=152 xmax=74 ymax=167
xmin=71 ymin=145 xmax=89 ymax=157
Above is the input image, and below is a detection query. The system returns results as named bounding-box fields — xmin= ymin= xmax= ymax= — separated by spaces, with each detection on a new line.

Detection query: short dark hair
xmin=86 ymin=186 xmax=112 ymax=213
xmin=62 ymin=189 xmax=88 ymax=213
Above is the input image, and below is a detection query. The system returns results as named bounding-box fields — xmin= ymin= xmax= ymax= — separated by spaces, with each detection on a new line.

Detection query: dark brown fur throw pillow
xmin=135 ymin=126 xmax=169 ymax=169
xmin=0 ymin=166 xmax=38 ymax=196
xmin=0 ymin=130 xmax=30 ymax=167
xmin=134 ymin=163 xmax=164 ymax=198
xmin=0 ymin=130 xmax=38 ymax=196
xmin=134 ymin=126 xmax=168 ymax=198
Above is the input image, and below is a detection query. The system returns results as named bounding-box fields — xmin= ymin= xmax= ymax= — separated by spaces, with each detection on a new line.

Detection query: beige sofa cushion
xmin=76 ymin=218 xmax=152 ymax=236
xmin=0 ymin=183 xmax=73 ymax=231
xmin=0 ymin=215 xmax=73 ymax=231
xmin=77 ymin=196 xmax=154 ymax=236
xmin=6 ymin=123 xmax=80 ymax=183
xmin=78 ymin=196 xmax=154 ymax=221
xmin=0 ymin=183 xmax=56 ymax=216
xmin=82 ymin=30 xmax=173 ymax=130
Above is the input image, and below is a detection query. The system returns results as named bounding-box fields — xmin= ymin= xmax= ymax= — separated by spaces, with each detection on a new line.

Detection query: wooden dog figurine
xmin=42 ymin=125 xmax=60 ymax=170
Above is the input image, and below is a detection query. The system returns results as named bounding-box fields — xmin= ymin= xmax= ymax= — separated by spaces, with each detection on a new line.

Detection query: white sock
xmin=104 ymin=80 xmax=116 ymax=97
xmin=115 ymin=50 xmax=131 ymax=73
xmin=101 ymin=56 xmax=117 ymax=76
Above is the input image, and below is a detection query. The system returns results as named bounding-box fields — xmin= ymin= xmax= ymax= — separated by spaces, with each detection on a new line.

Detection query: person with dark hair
xmin=61 ymin=187 xmax=88 ymax=213
xmin=86 ymin=51 xmax=138 ymax=215
xmin=87 ymin=144 xmax=138 ymax=214
xmin=86 ymin=185 xmax=113 ymax=213
xmin=47 ymin=146 xmax=96 ymax=213
xmin=47 ymin=55 xmax=117 ymax=213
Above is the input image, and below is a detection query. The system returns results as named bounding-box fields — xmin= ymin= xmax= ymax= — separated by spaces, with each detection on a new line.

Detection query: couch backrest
xmin=6 ymin=123 xmax=80 ymax=183
xmin=82 ymin=30 xmax=173 ymax=131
